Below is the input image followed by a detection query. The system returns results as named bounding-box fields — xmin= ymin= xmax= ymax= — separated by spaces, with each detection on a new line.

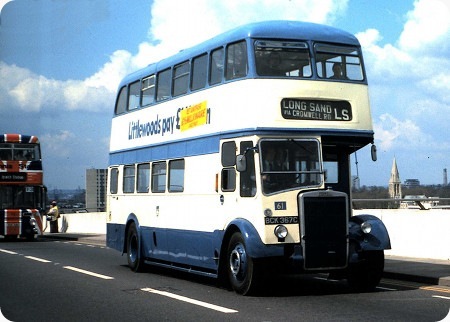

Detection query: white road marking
xmin=0 ymin=249 xmax=18 ymax=255
xmin=25 ymin=256 xmax=51 ymax=263
xmin=433 ymin=295 xmax=450 ymax=300
xmin=376 ymin=286 xmax=397 ymax=291
xmin=63 ymin=266 xmax=114 ymax=280
xmin=141 ymin=288 xmax=238 ymax=313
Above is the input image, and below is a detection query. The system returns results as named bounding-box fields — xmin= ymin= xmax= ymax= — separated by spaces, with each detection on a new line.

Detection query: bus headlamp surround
xmin=361 ymin=221 xmax=372 ymax=234
xmin=274 ymin=225 xmax=288 ymax=239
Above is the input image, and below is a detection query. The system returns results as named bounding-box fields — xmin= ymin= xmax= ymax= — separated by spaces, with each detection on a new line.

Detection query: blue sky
xmin=1 ymin=0 xmax=449 ymax=189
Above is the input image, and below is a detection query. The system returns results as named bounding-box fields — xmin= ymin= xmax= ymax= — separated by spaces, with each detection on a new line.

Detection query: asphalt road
xmin=0 ymin=238 xmax=449 ymax=322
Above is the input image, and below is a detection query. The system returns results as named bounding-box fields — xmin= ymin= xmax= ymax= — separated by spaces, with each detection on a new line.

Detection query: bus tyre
xmin=347 ymin=250 xmax=384 ymax=292
xmin=127 ymin=223 xmax=144 ymax=272
xmin=227 ymin=232 xmax=258 ymax=295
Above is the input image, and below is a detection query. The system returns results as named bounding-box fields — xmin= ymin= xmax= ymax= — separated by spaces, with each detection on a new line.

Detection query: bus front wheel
xmin=347 ymin=250 xmax=384 ymax=292
xmin=226 ymin=232 xmax=258 ymax=295
xmin=127 ymin=223 xmax=144 ymax=272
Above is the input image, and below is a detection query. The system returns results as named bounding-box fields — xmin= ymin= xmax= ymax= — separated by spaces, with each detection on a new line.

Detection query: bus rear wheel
xmin=226 ymin=232 xmax=258 ymax=295
xmin=127 ymin=222 xmax=144 ymax=272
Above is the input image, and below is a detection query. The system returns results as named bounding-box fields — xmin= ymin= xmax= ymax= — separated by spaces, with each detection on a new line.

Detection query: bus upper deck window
xmin=314 ymin=43 xmax=364 ymax=81
xmin=142 ymin=75 xmax=155 ymax=106
xmin=128 ymin=81 xmax=140 ymax=111
xmin=191 ymin=54 xmax=207 ymax=91
xmin=226 ymin=41 xmax=247 ymax=80
xmin=210 ymin=47 xmax=224 ymax=85
xmin=115 ymin=86 xmax=127 ymax=115
xmin=173 ymin=61 xmax=190 ymax=97
xmin=0 ymin=144 xmax=12 ymax=160
xmin=255 ymin=41 xmax=312 ymax=78
xmin=157 ymin=69 xmax=171 ymax=101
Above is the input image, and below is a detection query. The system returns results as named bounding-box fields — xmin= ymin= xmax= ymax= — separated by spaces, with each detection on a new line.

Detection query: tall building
xmin=86 ymin=168 xmax=107 ymax=212
xmin=389 ymin=158 xmax=402 ymax=199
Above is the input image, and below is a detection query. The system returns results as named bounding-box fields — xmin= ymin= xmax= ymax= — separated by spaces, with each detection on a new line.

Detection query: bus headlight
xmin=274 ymin=225 xmax=288 ymax=239
xmin=29 ymin=218 xmax=36 ymax=227
xmin=264 ymin=208 xmax=273 ymax=217
xmin=361 ymin=221 xmax=372 ymax=234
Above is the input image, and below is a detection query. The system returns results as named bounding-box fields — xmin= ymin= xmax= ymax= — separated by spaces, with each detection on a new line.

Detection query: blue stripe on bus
xmin=107 ymin=221 xmax=286 ymax=273
xmin=109 ymin=128 xmax=374 ymax=166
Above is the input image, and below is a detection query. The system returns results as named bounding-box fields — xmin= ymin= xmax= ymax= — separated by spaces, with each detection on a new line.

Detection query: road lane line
xmin=421 ymin=286 xmax=450 ymax=294
xmin=376 ymin=286 xmax=397 ymax=291
xmin=141 ymin=288 xmax=238 ymax=313
xmin=63 ymin=266 xmax=114 ymax=280
xmin=433 ymin=295 xmax=450 ymax=300
xmin=0 ymin=249 xmax=18 ymax=255
xmin=25 ymin=256 xmax=51 ymax=263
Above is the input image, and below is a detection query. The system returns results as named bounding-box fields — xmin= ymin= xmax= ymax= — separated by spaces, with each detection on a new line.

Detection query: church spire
xmin=389 ymin=158 xmax=402 ymax=199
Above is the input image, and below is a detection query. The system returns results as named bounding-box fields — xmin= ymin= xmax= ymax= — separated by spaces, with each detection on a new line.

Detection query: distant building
xmin=404 ymin=179 xmax=420 ymax=187
xmin=86 ymin=168 xmax=107 ymax=212
xmin=389 ymin=158 xmax=402 ymax=199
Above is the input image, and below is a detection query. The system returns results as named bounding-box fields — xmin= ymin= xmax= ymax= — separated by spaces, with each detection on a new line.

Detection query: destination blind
xmin=281 ymin=99 xmax=352 ymax=121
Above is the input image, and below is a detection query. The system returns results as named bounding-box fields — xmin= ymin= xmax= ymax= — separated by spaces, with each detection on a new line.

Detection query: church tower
xmin=389 ymin=158 xmax=402 ymax=199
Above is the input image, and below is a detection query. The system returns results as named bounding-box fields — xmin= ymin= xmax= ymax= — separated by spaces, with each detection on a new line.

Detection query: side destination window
xmin=123 ymin=165 xmax=135 ymax=193
xmin=110 ymin=168 xmax=119 ymax=194
xmin=115 ymin=86 xmax=127 ymax=115
xmin=137 ymin=163 xmax=150 ymax=193
xmin=152 ymin=161 xmax=167 ymax=193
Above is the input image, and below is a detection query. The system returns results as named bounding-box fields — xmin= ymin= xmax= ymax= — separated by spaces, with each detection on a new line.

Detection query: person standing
xmin=47 ymin=201 xmax=60 ymax=233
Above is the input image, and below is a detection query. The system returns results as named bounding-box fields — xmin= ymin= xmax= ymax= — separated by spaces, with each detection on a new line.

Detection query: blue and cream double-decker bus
xmin=107 ymin=20 xmax=390 ymax=295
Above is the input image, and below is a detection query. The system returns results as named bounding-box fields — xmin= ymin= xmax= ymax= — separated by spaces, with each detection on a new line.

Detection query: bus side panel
xmin=166 ymin=228 xmax=218 ymax=270
xmin=107 ymin=223 xmax=126 ymax=252
xmin=141 ymin=226 xmax=170 ymax=262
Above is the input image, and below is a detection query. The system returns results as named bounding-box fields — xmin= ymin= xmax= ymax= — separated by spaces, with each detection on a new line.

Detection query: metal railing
xmin=352 ymin=198 xmax=450 ymax=210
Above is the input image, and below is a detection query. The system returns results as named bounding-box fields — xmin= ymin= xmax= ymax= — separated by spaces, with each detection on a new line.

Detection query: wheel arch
xmin=123 ymin=213 xmax=140 ymax=254
xmin=349 ymin=214 xmax=391 ymax=251
xmin=218 ymin=218 xmax=279 ymax=281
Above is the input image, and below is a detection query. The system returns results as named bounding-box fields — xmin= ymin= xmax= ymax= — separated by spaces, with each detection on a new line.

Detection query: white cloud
xmin=374 ymin=114 xmax=426 ymax=151
xmin=145 ymin=0 xmax=348 ymax=65
xmin=2 ymin=0 xmax=351 ymax=114
xmin=0 ymin=51 xmax=125 ymax=112
xmin=399 ymin=0 xmax=450 ymax=52
xmin=40 ymin=130 xmax=75 ymax=158
xmin=357 ymin=0 xmax=450 ymax=158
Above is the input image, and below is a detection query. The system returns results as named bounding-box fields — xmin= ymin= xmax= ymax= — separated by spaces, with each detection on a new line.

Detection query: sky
xmin=0 ymin=0 xmax=449 ymax=190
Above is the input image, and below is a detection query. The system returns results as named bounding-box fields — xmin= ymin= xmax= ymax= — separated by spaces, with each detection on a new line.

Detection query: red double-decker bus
xmin=0 ymin=134 xmax=46 ymax=240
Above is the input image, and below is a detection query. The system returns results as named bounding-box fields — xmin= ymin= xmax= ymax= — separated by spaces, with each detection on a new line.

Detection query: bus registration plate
xmin=281 ymin=99 xmax=352 ymax=121
xmin=265 ymin=216 xmax=299 ymax=225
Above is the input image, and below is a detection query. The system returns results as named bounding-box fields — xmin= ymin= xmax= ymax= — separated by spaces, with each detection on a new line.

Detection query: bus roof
xmin=120 ymin=20 xmax=360 ymax=87
xmin=0 ymin=134 xmax=39 ymax=144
